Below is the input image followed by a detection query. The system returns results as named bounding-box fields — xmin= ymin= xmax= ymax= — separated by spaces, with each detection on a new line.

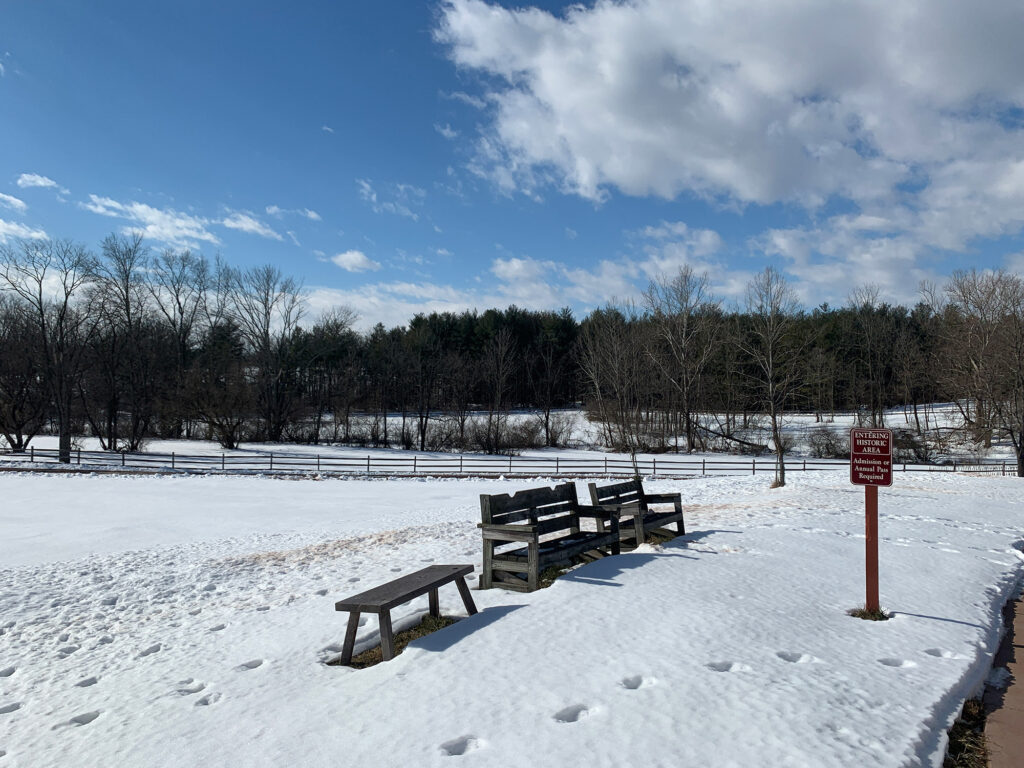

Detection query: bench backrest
xmin=480 ymin=482 xmax=581 ymax=534
xmin=588 ymin=478 xmax=647 ymax=510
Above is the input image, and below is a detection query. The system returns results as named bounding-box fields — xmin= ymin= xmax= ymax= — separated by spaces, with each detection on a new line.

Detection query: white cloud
xmin=435 ymin=123 xmax=459 ymax=140
xmin=357 ymin=179 xmax=425 ymax=221
xmin=286 ymin=230 xmax=301 ymax=247
xmin=81 ymin=194 xmax=220 ymax=247
xmin=0 ymin=192 xmax=27 ymax=213
xmin=16 ymin=173 xmax=68 ymax=194
xmin=265 ymin=204 xmax=322 ymax=221
xmin=321 ymin=125 xmax=335 ymax=134
xmin=438 ymin=0 xmax=1024 ymax=278
xmin=221 ymin=211 xmax=283 ymax=241
xmin=564 ymin=227 xmax=577 ymax=240
xmin=331 ymin=249 xmax=381 ymax=273
xmin=0 ymin=62 xmax=5 ymax=77
xmin=0 ymin=218 xmax=47 ymax=243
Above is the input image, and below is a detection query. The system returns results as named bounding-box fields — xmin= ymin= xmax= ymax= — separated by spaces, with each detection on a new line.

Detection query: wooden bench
xmin=479 ymin=482 xmax=621 ymax=592
xmin=588 ymin=478 xmax=685 ymax=546
xmin=334 ymin=564 xmax=477 ymax=664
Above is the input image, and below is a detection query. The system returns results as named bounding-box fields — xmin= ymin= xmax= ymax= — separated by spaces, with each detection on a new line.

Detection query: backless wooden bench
xmin=334 ymin=564 xmax=478 ymax=664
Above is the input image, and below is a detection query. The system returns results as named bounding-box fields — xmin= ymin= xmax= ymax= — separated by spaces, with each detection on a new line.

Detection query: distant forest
xmin=2 ymin=234 xmax=1024 ymax=477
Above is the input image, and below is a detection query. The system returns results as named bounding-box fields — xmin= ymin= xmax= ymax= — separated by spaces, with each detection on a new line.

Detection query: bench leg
xmin=527 ymin=541 xmax=540 ymax=592
xmin=634 ymin=514 xmax=645 ymax=546
xmin=455 ymin=576 xmax=478 ymax=615
xmin=676 ymin=500 xmax=685 ymax=535
xmin=481 ymin=539 xmax=494 ymax=590
xmin=379 ymin=611 xmax=395 ymax=661
xmin=429 ymin=588 xmax=440 ymax=618
xmin=340 ymin=610 xmax=361 ymax=666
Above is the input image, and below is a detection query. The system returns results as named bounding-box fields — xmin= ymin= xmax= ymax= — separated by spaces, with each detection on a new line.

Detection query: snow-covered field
xmin=1 ymin=471 xmax=1022 ymax=766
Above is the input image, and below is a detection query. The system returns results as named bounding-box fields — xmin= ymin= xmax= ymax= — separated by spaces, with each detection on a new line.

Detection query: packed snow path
xmin=0 ymin=472 xmax=1021 ymax=767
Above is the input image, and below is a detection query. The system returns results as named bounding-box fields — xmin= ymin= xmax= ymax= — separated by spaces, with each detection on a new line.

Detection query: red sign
xmin=850 ymin=428 xmax=893 ymax=487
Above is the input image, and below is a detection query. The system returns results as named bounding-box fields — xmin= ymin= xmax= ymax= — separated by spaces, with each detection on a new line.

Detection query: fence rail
xmin=0 ymin=446 xmax=1018 ymax=478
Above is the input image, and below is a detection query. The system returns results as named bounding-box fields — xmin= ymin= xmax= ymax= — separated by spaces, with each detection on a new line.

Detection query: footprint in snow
xmin=138 ymin=644 xmax=162 ymax=658
xmin=100 ymin=596 xmax=118 ymax=606
xmin=315 ymin=589 xmax=329 ymax=596
xmin=924 ymin=648 xmax=968 ymax=660
xmin=256 ymin=606 xmax=270 ymax=612
xmin=554 ymin=704 xmax=594 ymax=723
xmin=58 ymin=632 xmax=70 ymax=642
xmin=188 ymin=608 xmax=202 ymax=616
xmin=440 ymin=736 xmax=484 ymax=756
xmin=57 ymin=645 xmax=80 ymax=659
xmin=75 ymin=677 xmax=99 ymax=688
xmin=0 ymin=667 xmax=14 ymax=678
xmin=97 ymin=636 xmax=114 ymax=645
xmin=237 ymin=659 xmax=263 ymax=671
xmin=776 ymin=652 xmax=823 ymax=664
xmin=195 ymin=692 xmax=222 ymax=707
xmin=347 ymin=577 xmax=360 ymax=583
xmin=706 ymin=661 xmax=752 ymax=673
xmin=390 ymin=568 xmax=402 ymax=573
xmin=0 ymin=703 xmax=21 ymax=715
xmin=620 ymin=675 xmax=656 ymax=690
xmin=52 ymin=710 xmax=100 ymax=729
xmin=878 ymin=658 xmax=917 ymax=668
xmin=175 ymin=679 xmax=206 ymax=695
xmin=209 ymin=624 xmax=227 ymax=632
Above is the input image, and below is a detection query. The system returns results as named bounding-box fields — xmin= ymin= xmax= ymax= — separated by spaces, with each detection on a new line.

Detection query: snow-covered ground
xmin=1 ymin=471 xmax=1022 ymax=766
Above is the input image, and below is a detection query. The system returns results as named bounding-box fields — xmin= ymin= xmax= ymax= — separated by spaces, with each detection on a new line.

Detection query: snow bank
xmin=0 ymin=472 xmax=1021 ymax=767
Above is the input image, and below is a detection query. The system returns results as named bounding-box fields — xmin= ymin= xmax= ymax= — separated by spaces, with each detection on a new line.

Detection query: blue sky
xmin=2 ymin=0 xmax=1024 ymax=328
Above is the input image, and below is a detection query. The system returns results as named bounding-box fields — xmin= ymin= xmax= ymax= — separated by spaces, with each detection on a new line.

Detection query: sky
xmin=2 ymin=0 xmax=1024 ymax=329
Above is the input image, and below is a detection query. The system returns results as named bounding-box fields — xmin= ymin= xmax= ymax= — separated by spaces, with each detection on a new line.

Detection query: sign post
xmin=850 ymin=428 xmax=893 ymax=614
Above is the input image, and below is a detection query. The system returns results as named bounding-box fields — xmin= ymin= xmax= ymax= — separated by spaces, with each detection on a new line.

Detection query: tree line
xmin=2 ymin=234 xmax=1023 ymax=481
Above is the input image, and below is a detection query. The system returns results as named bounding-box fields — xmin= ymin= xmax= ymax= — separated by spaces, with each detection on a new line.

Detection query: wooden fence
xmin=0 ymin=446 xmax=1017 ymax=478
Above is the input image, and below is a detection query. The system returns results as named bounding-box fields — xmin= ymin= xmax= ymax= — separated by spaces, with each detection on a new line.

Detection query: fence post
xmin=413 ymin=455 xmax=417 ymax=473
xmin=604 ymin=456 xmax=608 ymax=474
xmin=78 ymin=448 xmax=81 ymax=465
xmin=317 ymin=454 xmax=320 ymax=472
xmin=171 ymin=452 xmax=175 ymax=470
xmin=367 ymin=455 xmax=371 ymax=473
xmin=803 ymin=459 xmax=806 ymax=471
xmin=702 ymin=458 xmax=705 ymax=476
xmin=508 ymin=454 xmax=513 ymax=473
xmin=269 ymin=453 xmax=273 ymax=471
xmin=556 ymin=456 xmax=559 ymax=474
xmin=752 ymin=458 xmax=756 ymax=475
xmin=653 ymin=458 xmax=657 ymax=475
xmin=122 ymin=452 xmax=126 ymax=467
xmin=460 ymin=455 xmax=463 ymax=473
xmin=221 ymin=454 xmax=225 ymax=470
xmin=30 ymin=446 xmax=34 ymax=462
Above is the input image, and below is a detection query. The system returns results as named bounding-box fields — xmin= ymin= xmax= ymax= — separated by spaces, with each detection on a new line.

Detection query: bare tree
xmin=0 ymin=239 xmax=97 ymax=462
xmin=225 ymin=264 xmax=306 ymax=441
xmin=0 ymin=294 xmax=48 ymax=451
xmin=737 ymin=267 xmax=803 ymax=487
xmin=945 ymin=269 xmax=1024 ymax=474
xmin=642 ymin=266 xmax=721 ymax=452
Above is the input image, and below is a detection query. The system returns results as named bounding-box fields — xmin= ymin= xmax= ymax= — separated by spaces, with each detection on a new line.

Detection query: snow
xmin=1 ymin=470 xmax=1022 ymax=767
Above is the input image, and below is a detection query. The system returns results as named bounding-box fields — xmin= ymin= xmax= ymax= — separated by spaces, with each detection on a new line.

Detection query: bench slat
xmin=334 ymin=564 xmax=473 ymax=613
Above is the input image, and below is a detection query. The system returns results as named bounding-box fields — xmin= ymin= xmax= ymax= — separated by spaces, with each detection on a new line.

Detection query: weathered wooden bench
xmin=479 ymin=482 xmax=621 ymax=592
xmin=588 ymin=478 xmax=685 ymax=546
xmin=334 ymin=564 xmax=477 ymax=664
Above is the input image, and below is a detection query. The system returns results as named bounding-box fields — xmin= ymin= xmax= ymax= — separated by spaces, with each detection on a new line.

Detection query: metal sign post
xmin=850 ymin=428 xmax=893 ymax=613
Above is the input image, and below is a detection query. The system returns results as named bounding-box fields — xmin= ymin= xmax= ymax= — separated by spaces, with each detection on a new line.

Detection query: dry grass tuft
xmin=328 ymin=614 xmax=458 ymax=669
xmin=943 ymin=698 xmax=988 ymax=768
xmin=847 ymin=606 xmax=892 ymax=621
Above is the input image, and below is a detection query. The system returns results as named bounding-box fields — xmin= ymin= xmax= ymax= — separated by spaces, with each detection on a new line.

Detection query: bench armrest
xmin=478 ymin=523 xmax=538 ymax=543
xmin=643 ymin=493 xmax=681 ymax=504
